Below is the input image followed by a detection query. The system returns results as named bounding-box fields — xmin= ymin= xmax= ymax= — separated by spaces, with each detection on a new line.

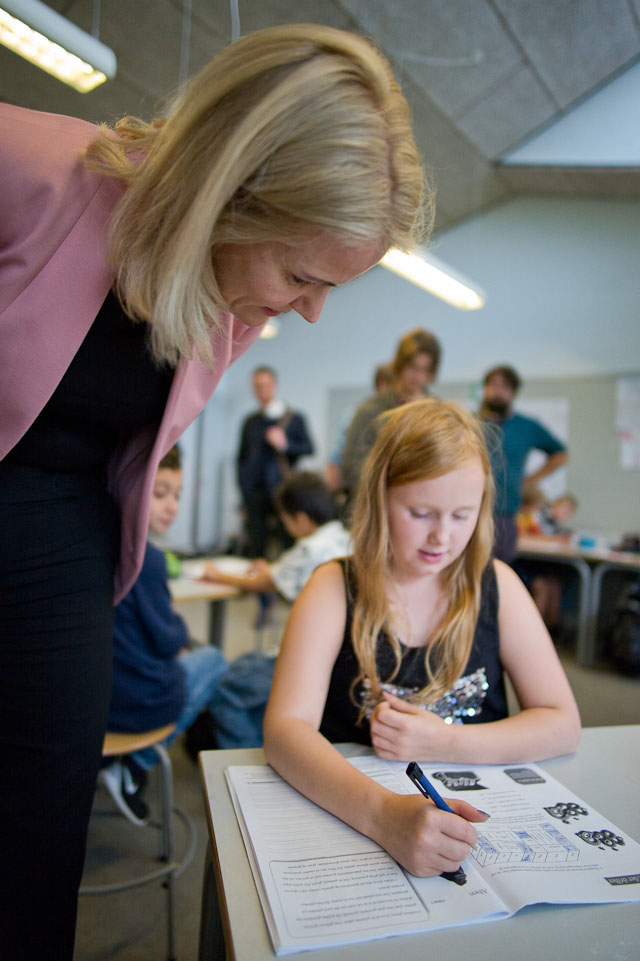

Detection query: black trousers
xmin=0 ymin=465 xmax=119 ymax=960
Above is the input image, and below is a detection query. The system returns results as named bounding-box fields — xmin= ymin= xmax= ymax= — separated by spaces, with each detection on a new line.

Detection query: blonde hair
xmin=83 ymin=24 xmax=431 ymax=366
xmin=349 ymin=398 xmax=494 ymax=713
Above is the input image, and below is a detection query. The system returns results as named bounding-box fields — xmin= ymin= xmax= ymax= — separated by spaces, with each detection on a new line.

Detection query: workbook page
xmin=378 ymin=757 xmax=640 ymax=915
xmin=225 ymin=765 xmax=506 ymax=955
xmin=226 ymin=758 xmax=640 ymax=955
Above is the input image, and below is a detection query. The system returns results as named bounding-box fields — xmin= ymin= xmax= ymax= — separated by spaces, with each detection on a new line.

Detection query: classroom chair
xmin=80 ymin=724 xmax=197 ymax=961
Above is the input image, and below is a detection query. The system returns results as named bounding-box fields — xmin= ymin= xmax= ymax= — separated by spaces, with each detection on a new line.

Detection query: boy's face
xmin=280 ymin=510 xmax=314 ymax=540
xmin=552 ymin=498 xmax=575 ymax=524
xmin=149 ymin=468 xmax=183 ymax=536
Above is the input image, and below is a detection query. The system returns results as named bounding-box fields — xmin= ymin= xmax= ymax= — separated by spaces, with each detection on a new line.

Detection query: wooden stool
xmin=80 ymin=725 xmax=197 ymax=961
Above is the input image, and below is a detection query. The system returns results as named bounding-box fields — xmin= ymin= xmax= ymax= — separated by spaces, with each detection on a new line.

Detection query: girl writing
xmin=264 ymin=398 xmax=580 ymax=878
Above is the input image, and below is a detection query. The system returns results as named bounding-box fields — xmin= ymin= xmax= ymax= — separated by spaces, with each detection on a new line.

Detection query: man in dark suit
xmin=237 ymin=366 xmax=314 ymax=558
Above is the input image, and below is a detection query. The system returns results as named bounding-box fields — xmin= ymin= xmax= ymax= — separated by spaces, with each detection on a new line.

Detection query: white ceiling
xmin=2 ymin=0 xmax=640 ymax=232
xmin=501 ymin=59 xmax=640 ymax=166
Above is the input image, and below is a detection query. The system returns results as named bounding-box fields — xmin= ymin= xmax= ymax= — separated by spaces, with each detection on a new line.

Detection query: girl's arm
xmin=263 ymin=562 xmax=484 ymax=877
xmin=370 ymin=560 xmax=581 ymax=763
xmin=202 ymin=559 xmax=275 ymax=594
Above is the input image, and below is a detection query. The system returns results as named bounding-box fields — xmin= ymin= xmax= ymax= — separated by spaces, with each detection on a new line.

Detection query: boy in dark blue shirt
xmin=100 ymin=446 xmax=228 ymax=824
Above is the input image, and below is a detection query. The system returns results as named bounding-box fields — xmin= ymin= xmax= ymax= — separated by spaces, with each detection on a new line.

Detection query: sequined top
xmin=319 ymin=560 xmax=507 ymax=745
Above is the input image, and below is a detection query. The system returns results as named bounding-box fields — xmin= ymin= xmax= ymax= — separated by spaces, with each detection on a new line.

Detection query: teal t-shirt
xmin=484 ymin=412 xmax=566 ymax=516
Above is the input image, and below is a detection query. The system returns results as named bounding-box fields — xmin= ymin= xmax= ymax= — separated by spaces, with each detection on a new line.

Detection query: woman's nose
xmin=291 ymin=286 xmax=331 ymax=324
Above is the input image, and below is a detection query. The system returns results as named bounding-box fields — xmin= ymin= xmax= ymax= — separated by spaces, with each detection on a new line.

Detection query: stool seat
xmin=102 ymin=723 xmax=177 ymax=756
xmin=80 ymin=724 xmax=196 ymax=961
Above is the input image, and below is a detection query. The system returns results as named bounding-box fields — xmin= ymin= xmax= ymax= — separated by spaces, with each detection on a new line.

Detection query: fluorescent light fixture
xmin=380 ymin=249 xmax=485 ymax=310
xmin=259 ymin=318 xmax=280 ymax=339
xmin=0 ymin=0 xmax=116 ymax=92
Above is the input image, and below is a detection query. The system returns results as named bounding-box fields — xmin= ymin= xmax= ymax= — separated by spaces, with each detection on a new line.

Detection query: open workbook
xmin=225 ymin=755 xmax=640 ymax=955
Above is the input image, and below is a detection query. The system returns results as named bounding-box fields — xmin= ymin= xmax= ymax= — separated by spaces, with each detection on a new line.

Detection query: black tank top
xmin=320 ymin=560 xmax=507 ymax=744
xmin=5 ymin=290 xmax=174 ymax=473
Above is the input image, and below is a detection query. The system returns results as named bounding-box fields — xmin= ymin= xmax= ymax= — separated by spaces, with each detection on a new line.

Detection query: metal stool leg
xmin=81 ymin=733 xmax=197 ymax=961
xmin=153 ymin=742 xmax=176 ymax=960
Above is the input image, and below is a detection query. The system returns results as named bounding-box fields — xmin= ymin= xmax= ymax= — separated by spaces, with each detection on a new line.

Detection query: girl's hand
xmin=369 ymin=692 xmax=453 ymax=761
xmin=374 ymin=791 xmax=485 ymax=877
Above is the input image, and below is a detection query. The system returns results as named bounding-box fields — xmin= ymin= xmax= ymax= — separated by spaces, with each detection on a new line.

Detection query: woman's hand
xmin=373 ymin=790 xmax=485 ymax=877
xmin=369 ymin=692 xmax=454 ymax=761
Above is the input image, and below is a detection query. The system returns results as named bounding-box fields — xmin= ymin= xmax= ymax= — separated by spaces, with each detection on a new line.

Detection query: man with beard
xmin=480 ymin=365 xmax=568 ymax=563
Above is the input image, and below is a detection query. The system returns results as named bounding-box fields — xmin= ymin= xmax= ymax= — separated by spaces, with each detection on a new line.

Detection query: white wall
xmin=167 ymin=195 xmax=640 ymax=551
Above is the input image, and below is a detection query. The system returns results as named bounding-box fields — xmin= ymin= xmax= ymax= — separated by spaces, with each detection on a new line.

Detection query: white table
xmin=169 ymin=557 xmax=248 ymax=647
xmin=198 ymin=726 xmax=640 ymax=961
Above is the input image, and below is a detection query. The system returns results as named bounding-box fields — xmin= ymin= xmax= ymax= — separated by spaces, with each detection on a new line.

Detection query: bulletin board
xmin=616 ymin=376 xmax=640 ymax=470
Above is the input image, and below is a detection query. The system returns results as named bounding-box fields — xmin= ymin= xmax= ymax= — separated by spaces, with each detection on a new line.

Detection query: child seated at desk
xmin=202 ymin=471 xmax=351 ymax=602
xmin=100 ymin=446 xmax=229 ymax=825
xmin=539 ymin=494 xmax=577 ymax=537
xmin=516 ymin=486 xmax=545 ymax=536
xmin=515 ymin=493 xmax=578 ymax=634
xmin=183 ymin=472 xmax=351 ymax=756
xmin=263 ymin=399 xmax=581 ymax=879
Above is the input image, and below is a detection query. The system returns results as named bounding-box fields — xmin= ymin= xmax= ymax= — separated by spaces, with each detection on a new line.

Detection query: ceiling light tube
xmin=259 ymin=318 xmax=280 ymax=339
xmin=0 ymin=0 xmax=116 ymax=92
xmin=380 ymin=249 xmax=485 ymax=310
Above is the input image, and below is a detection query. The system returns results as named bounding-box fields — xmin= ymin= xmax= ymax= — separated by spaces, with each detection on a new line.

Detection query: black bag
xmin=609 ymin=577 xmax=640 ymax=676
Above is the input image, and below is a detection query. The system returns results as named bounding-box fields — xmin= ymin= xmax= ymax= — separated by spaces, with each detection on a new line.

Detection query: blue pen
xmin=406 ymin=761 xmax=467 ymax=886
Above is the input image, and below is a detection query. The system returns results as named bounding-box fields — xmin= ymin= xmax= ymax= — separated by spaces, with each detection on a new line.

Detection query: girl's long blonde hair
xmin=349 ymin=398 xmax=495 ymax=710
xmin=83 ymin=24 xmax=431 ymax=366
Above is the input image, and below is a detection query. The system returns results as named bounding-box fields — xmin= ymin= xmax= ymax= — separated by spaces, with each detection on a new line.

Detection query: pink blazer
xmin=0 ymin=104 xmax=262 ymax=602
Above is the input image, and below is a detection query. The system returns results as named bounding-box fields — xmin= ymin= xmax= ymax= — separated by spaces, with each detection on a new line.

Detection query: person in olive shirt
xmin=340 ymin=328 xmax=441 ymax=515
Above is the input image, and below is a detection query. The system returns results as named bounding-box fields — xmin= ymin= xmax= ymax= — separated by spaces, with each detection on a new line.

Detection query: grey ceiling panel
xmin=1 ymin=0 xmax=639 ymax=231
xmin=493 ymin=0 xmax=640 ymax=107
xmin=457 ymin=64 xmax=557 ymax=156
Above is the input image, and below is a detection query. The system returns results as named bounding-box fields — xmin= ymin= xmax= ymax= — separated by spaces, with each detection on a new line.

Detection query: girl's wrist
xmin=367 ymin=786 xmax=399 ymax=848
xmin=442 ymin=717 xmax=460 ymax=760
xmin=424 ymin=713 xmax=459 ymax=761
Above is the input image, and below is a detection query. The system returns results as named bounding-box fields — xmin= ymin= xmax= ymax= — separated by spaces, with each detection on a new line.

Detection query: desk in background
xmin=515 ymin=537 xmax=640 ymax=666
xmin=198 ymin=727 xmax=640 ymax=961
xmin=587 ymin=549 xmax=640 ymax=666
xmin=516 ymin=536 xmax=591 ymax=663
xmin=169 ymin=557 xmax=249 ymax=647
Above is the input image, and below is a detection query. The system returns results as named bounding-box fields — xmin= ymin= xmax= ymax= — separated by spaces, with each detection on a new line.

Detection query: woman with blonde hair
xmin=264 ymin=398 xmax=580 ymax=879
xmin=0 ymin=24 xmax=427 ymax=959
xmin=341 ymin=326 xmax=441 ymax=509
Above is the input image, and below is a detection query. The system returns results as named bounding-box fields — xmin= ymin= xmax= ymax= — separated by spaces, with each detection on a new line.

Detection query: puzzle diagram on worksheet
xmin=472 ymin=822 xmax=580 ymax=866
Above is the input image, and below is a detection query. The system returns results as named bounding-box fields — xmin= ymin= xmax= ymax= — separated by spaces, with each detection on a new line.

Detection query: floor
xmin=74 ymin=594 xmax=640 ymax=961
